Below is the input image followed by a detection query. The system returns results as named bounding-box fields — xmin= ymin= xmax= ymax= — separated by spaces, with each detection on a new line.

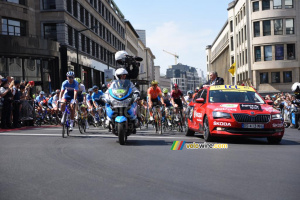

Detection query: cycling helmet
xmin=74 ymin=77 xmax=81 ymax=83
xmin=51 ymin=92 xmax=56 ymax=96
xmin=55 ymin=89 xmax=60 ymax=93
xmin=88 ymin=88 xmax=93 ymax=92
xmin=115 ymin=68 xmax=128 ymax=80
xmin=92 ymin=85 xmax=99 ymax=90
xmin=66 ymin=71 xmax=75 ymax=77
xmin=163 ymin=88 xmax=168 ymax=93
xmin=115 ymin=50 xmax=129 ymax=61
xmin=291 ymin=82 xmax=300 ymax=92
xmin=151 ymin=80 xmax=159 ymax=86
xmin=40 ymin=91 xmax=45 ymax=95
xmin=173 ymin=83 xmax=178 ymax=88
xmin=187 ymin=90 xmax=193 ymax=95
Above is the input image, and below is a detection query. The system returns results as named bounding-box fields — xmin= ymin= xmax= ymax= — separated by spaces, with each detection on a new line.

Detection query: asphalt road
xmin=0 ymin=125 xmax=300 ymax=200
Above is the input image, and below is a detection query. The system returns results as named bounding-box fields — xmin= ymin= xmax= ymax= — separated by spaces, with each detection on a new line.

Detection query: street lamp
xmin=75 ymin=25 xmax=98 ymax=77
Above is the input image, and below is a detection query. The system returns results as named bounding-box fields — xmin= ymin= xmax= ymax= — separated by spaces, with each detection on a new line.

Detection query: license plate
xmin=242 ymin=123 xmax=264 ymax=129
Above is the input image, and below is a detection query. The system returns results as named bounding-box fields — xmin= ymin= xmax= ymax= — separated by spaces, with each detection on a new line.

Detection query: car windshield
xmin=209 ymin=90 xmax=265 ymax=104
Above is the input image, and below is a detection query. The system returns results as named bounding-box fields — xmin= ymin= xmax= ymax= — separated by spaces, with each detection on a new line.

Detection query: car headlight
xmin=272 ymin=114 xmax=282 ymax=120
xmin=213 ymin=111 xmax=231 ymax=119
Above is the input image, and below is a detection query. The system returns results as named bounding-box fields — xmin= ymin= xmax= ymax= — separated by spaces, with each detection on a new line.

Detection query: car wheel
xmin=267 ymin=137 xmax=282 ymax=144
xmin=185 ymin=119 xmax=195 ymax=136
xmin=203 ymin=117 xmax=214 ymax=142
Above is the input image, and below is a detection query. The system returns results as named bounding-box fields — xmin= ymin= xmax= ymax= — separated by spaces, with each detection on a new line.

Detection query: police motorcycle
xmin=102 ymin=52 xmax=142 ymax=145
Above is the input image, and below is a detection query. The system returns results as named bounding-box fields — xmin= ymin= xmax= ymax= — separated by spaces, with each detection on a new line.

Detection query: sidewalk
xmin=0 ymin=125 xmax=60 ymax=133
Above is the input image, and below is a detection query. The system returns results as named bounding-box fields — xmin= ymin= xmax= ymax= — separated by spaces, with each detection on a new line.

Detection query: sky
xmin=114 ymin=0 xmax=231 ymax=76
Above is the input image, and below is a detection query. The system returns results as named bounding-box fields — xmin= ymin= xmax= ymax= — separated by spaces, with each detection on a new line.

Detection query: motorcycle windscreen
xmin=110 ymin=80 xmax=131 ymax=100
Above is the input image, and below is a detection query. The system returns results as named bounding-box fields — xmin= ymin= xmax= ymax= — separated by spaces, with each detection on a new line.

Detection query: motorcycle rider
xmin=104 ymin=68 xmax=140 ymax=129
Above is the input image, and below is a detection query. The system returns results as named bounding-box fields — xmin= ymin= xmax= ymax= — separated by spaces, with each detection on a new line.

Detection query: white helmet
xmin=115 ymin=50 xmax=128 ymax=61
xmin=291 ymin=82 xmax=300 ymax=92
xmin=115 ymin=68 xmax=128 ymax=80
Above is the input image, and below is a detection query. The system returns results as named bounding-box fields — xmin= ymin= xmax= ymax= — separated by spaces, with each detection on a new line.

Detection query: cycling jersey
xmin=86 ymin=93 xmax=93 ymax=106
xmin=52 ymin=95 xmax=59 ymax=108
xmin=147 ymin=87 xmax=162 ymax=99
xmin=61 ymin=80 xmax=79 ymax=101
xmin=35 ymin=96 xmax=46 ymax=104
xmin=92 ymin=90 xmax=104 ymax=106
xmin=77 ymin=83 xmax=86 ymax=102
xmin=48 ymin=97 xmax=53 ymax=108
xmin=184 ymin=96 xmax=193 ymax=104
xmin=171 ymin=90 xmax=183 ymax=108
xmin=162 ymin=94 xmax=172 ymax=107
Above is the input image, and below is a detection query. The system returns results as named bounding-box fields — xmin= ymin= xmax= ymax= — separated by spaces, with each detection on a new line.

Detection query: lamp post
xmin=75 ymin=25 xmax=98 ymax=77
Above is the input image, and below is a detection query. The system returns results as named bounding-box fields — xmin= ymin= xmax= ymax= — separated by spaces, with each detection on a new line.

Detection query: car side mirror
xmin=265 ymin=99 xmax=273 ymax=105
xmin=195 ymin=98 xmax=205 ymax=103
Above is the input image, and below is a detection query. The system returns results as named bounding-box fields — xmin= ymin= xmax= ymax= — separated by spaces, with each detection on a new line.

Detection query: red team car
xmin=186 ymin=85 xmax=284 ymax=144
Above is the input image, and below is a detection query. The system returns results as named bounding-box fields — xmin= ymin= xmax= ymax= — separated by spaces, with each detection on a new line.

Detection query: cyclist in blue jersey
xmin=59 ymin=71 xmax=79 ymax=131
xmin=91 ymin=85 xmax=105 ymax=123
xmin=35 ymin=91 xmax=46 ymax=113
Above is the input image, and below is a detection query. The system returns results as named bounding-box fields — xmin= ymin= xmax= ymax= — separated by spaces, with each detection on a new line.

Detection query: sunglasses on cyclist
xmin=68 ymin=76 xmax=74 ymax=79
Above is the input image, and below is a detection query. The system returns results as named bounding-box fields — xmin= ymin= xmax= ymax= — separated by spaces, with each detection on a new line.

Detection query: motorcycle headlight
xmin=272 ymin=114 xmax=282 ymax=120
xmin=213 ymin=111 xmax=231 ymax=119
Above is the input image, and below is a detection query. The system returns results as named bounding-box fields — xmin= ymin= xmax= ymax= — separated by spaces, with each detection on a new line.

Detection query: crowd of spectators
xmin=0 ymin=76 xmax=35 ymax=129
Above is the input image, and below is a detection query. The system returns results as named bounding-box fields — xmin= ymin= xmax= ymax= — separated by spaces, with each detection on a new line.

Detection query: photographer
xmin=115 ymin=51 xmax=142 ymax=80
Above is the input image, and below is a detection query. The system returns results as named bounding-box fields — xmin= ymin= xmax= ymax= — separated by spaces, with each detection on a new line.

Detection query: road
xmin=0 ymin=125 xmax=300 ymax=200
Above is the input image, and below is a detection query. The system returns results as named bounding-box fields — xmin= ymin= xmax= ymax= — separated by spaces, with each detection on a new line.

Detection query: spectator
xmin=201 ymin=71 xmax=224 ymax=88
xmin=0 ymin=78 xmax=14 ymax=129
xmin=12 ymin=80 xmax=22 ymax=128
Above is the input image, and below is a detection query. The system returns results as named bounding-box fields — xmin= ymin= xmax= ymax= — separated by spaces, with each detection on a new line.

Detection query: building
xmin=166 ymin=63 xmax=201 ymax=94
xmin=0 ymin=0 xmax=61 ymax=93
xmin=136 ymin=29 xmax=146 ymax=46
xmin=159 ymin=75 xmax=171 ymax=92
xmin=125 ymin=20 xmax=139 ymax=57
xmin=206 ymin=0 xmax=300 ymax=94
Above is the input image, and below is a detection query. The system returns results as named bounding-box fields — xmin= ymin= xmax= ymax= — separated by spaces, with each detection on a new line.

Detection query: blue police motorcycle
xmin=104 ymin=80 xmax=139 ymax=145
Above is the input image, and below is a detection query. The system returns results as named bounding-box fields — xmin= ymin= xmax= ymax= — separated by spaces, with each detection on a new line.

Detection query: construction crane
xmin=163 ymin=50 xmax=179 ymax=65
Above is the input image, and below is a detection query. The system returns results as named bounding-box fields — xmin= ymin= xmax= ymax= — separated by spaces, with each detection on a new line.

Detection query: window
xmin=80 ymin=6 xmax=84 ymax=23
xmin=254 ymin=21 xmax=260 ymax=37
xmin=286 ymin=19 xmax=294 ymax=34
xmin=262 ymin=0 xmax=270 ymax=10
xmin=236 ymin=34 xmax=238 ymax=47
xmin=271 ymin=72 xmax=280 ymax=83
xmin=92 ymin=41 xmax=95 ymax=57
xmin=81 ymin=35 xmax=86 ymax=52
xmin=85 ymin=10 xmax=89 ymax=27
xmin=67 ymin=0 xmax=72 ymax=13
xmin=44 ymin=23 xmax=57 ymax=41
xmin=73 ymin=0 xmax=78 ymax=18
xmin=231 ymin=56 xmax=234 ymax=65
xmin=243 ymin=6 xmax=246 ymax=16
xmin=5 ymin=0 xmax=26 ymax=5
xmin=230 ymin=21 xmax=233 ymax=32
xmin=283 ymin=71 xmax=292 ymax=82
xmin=274 ymin=19 xmax=283 ymax=35
xmin=264 ymin=46 xmax=272 ymax=61
xmin=230 ymin=37 xmax=234 ymax=51
xmin=263 ymin=20 xmax=271 ymax=36
xmin=287 ymin=44 xmax=295 ymax=60
xmin=237 ymin=55 xmax=239 ymax=67
xmin=285 ymin=0 xmax=293 ymax=8
xmin=239 ymin=31 xmax=241 ymax=45
xmin=253 ymin=1 xmax=259 ymax=12
xmin=241 ymin=29 xmax=243 ymax=43
xmin=245 ymin=49 xmax=248 ymax=64
xmin=43 ymin=0 xmax=56 ymax=9
xmin=242 ymin=51 xmax=244 ymax=65
xmin=273 ymin=0 xmax=282 ymax=9
xmin=68 ymin=25 xmax=73 ymax=46
xmin=260 ymin=72 xmax=268 ymax=84
xmin=86 ymin=38 xmax=90 ymax=54
xmin=255 ymin=46 xmax=261 ymax=62
xmin=1 ymin=18 xmax=26 ymax=36
xmin=275 ymin=45 xmax=284 ymax=60
xmin=96 ymin=44 xmax=99 ymax=58
xmin=244 ymin=25 xmax=247 ymax=40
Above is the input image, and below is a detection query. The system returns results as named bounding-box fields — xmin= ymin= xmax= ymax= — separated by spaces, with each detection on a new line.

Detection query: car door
xmin=192 ymin=89 xmax=207 ymax=131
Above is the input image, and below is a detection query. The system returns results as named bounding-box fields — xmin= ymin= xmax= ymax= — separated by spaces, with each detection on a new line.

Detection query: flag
xmin=228 ymin=62 xmax=236 ymax=76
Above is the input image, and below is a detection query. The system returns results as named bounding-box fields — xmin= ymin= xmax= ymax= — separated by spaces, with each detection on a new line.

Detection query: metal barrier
xmin=20 ymin=100 xmax=35 ymax=122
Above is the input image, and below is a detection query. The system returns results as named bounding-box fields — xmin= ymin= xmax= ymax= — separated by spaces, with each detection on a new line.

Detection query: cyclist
xmin=74 ymin=77 xmax=88 ymax=129
xmin=147 ymin=80 xmax=165 ymax=121
xmin=171 ymin=84 xmax=187 ymax=121
xmin=52 ymin=89 xmax=60 ymax=118
xmin=59 ymin=71 xmax=79 ymax=131
xmin=185 ymin=90 xmax=194 ymax=105
xmin=47 ymin=92 xmax=56 ymax=116
xmin=162 ymin=88 xmax=172 ymax=126
xmin=92 ymin=85 xmax=105 ymax=124
xmin=35 ymin=91 xmax=46 ymax=113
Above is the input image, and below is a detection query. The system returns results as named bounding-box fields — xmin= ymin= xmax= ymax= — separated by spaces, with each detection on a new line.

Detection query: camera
xmin=117 ymin=55 xmax=143 ymax=80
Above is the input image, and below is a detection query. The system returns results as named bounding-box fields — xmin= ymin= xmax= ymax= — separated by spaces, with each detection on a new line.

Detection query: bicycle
xmin=174 ymin=107 xmax=184 ymax=132
xmin=153 ymin=104 xmax=163 ymax=134
xmin=59 ymin=101 xmax=71 ymax=138
xmin=77 ymin=102 xmax=86 ymax=134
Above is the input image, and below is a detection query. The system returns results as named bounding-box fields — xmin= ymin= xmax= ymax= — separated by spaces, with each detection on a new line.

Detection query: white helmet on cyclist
xmin=66 ymin=71 xmax=75 ymax=77
xmin=115 ymin=68 xmax=128 ymax=80
xmin=115 ymin=51 xmax=128 ymax=61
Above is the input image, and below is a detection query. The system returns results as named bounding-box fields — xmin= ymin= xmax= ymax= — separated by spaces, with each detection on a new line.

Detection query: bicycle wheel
xmin=160 ymin=116 xmax=163 ymax=135
xmin=78 ymin=119 xmax=84 ymax=134
xmin=62 ymin=113 xmax=66 ymax=138
xmin=66 ymin=114 xmax=70 ymax=136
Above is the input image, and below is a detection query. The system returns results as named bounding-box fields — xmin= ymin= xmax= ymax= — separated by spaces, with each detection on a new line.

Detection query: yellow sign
xmin=210 ymin=85 xmax=255 ymax=92
xmin=228 ymin=62 xmax=236 ymax=76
